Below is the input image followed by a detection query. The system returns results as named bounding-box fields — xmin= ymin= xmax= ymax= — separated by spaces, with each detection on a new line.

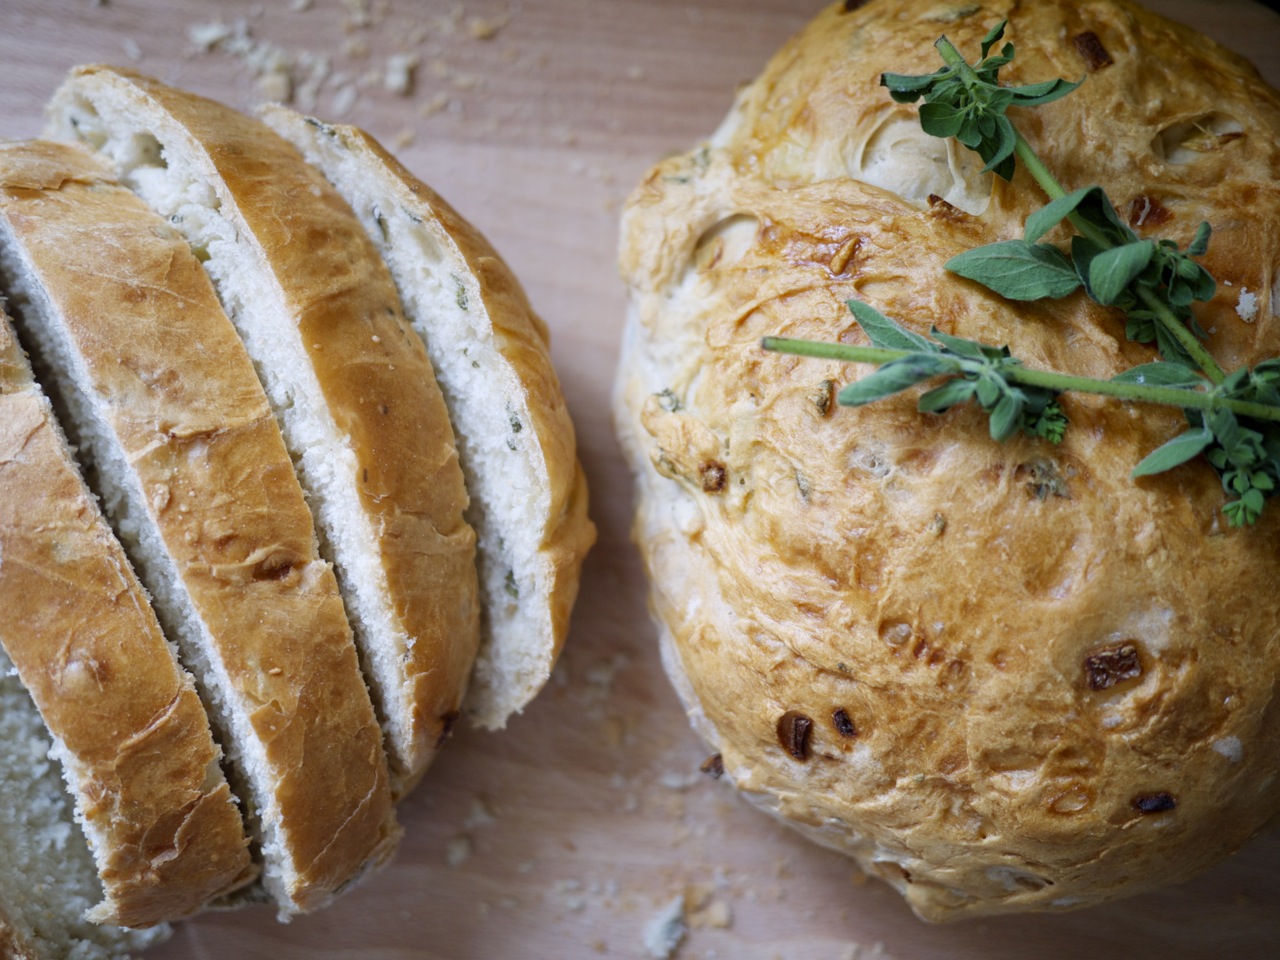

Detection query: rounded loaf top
xmin=615 ymin=0 xmax=1280 ymax=920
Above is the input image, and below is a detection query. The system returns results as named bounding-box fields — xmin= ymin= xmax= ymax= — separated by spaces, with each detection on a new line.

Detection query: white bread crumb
xmin=1237 ymin=287 xmax=1259 ymax=322
xmin=644 ymin=895 xmax=687 ymax=959
xmin=384 ymin=54 xmax=419 ymax=95
xmin=445 ymin=834 xmax=473 ymax=867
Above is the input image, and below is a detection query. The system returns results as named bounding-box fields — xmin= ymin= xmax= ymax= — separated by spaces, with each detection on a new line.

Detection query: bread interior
xmin=272 ymin=115 xmax=553 ymax=727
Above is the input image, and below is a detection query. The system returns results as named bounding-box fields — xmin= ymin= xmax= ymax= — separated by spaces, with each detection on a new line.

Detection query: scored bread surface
xmin=616 ymin=0 xmax=1280 ymax=920
xmin=0 ymin=139 xmax=397 ymax=915
xmin=261 ymin=106 xmax=596 ymax=729
xmin=0 ymin=300 xmax=254 ymax=928
xmin=45 ymin=66 xmax=481 ymax=793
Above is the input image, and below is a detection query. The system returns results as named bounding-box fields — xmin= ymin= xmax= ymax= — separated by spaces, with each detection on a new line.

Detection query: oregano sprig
xmin=881 ymin=20 xmax=1080 ymax=180
xmin=763 ymin=302 xmax=1280 ymax=525
xmin=881 ymin=20 xmax=1221 ymax=380
xmin=830 ymin=300 xmax=1068 ymax=443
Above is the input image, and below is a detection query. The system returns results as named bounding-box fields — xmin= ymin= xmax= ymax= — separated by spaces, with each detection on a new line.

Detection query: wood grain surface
xmin=2 ymin=2 xmax=1279 ymax=958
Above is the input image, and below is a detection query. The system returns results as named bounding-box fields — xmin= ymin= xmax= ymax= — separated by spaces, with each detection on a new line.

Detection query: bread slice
xmin=0 ymin=645 xmax=171 ymax=959
xmin=260 ymin=107 xmax=596 ymax=728
xmin=47 ymin=66 xmax=482 ymax=790
xmin=0 ymin=300 xmax=254 ymax=928
xmin=0 ymin=139 xmax=397 ymax=915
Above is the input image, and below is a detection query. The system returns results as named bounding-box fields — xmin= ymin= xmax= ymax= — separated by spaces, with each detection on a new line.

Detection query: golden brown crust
xmin=0 ymin=139 xmax=395 ymax=912
xmin=55 ymin=66 xmax=481 ymax=788
xmin=0 ymin=303 xmax=256 ymax=926
xmin=302 ymin=120 xmax=595 ymax=724
xmin=617 ymin=0 xmax=1280 ymax=920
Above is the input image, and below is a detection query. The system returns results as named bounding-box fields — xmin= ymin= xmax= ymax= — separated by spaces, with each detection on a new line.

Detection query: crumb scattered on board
xmin=644 ymin=895 xmax=687 ymax=959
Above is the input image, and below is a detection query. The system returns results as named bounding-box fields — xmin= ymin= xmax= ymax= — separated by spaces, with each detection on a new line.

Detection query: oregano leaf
xmin=1025 ymin=186 xmax=1098 ymax=243
xmin=978 ymin=19 xmax=1008 ymax=58
xmin=847 ymin=300 xmax=936 ymax=352
xmin=980 ymin=115 xmax=1018 ymax=177
xmin=1073 ymin=188 xmax=1135 ymax=246
xmin=988 ymin=392 xmax=1024 ymax=442
xmin=919 ymin=101 xmax=966 ymax=138
xmin=1132 ymin=427 xmax=1214 ymax=477
xmin=837 ymin=355 xmax=954 ymax=407
xmin=1009 ymin=76 xmax=1082 ymax=106
xmin=880 ymin=71 xmax=937 ymax=101
xmin=974 ymin=373 xmax=1002 ymax=407
xmin=930 ymin=328 xmax=990 ymax=361
xmin=1088 ymin=239 xmax=1156 ymax=305
xmin=1111 ymin=362 xmax=1204 ymax=388
xmin=946 ymin=240 xmax=1081 ymax=300
xmin=1188 ymin=221 xmax=1212 ymax=257
xmin=917 ymin=378 xmax=977 ymax=412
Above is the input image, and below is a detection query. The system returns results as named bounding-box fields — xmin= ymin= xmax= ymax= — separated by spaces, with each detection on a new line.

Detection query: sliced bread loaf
xmin=0 ymin=139 xmax=397 ymax=916
xmin=260 ymin=108 xmax=595 ymax=728
xmin=0 ymin=301 xmax=254 ymax=928
xmin=0 ymin=645 xmax=170 ymax=959
xmin=47 ymin=66 xmax=481 ymax=791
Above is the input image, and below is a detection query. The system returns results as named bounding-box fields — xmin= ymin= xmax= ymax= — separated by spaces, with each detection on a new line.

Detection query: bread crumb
xmin=467 ymin=15 xmax=510 ymax=40
xmin=289 ymin=0 xmax=313 ymax=10
xmin=343 ymin=0 xmax=373 ymax=29
xmin=553 ymin=879 xmax=587 ymax=912
xmin=188 ymin=20 xmax=234 ymax=52
xmin=643 ymin=896 xmax=687 ymax=959
xmin=257 ymin=71 xmax=291 ymax=103
xmin=1213 ymin=736 xmax=1243 ymax=762
xmin=659 ymin=770 xmax=702 ymax=791
xmin=688 ymin=897 xmax=731 ymax=930
xmin=1237 ymin=287 xmax=1259 ymax=322
xmin=419 ymin=93 xmax=449 ymax=117
xmin=392 ymin=128 xmax=416 ymax=149
xmin=385 ymin=53 xmax=419 ymax=95
xmin=445 ymin=834 xmax=473 ymax=867
xmin=121 ymin=37 xmax=142 ymax=61
xmin=434 ymin=5 xmax=464 ymax=36
xmin=464 ymin=797 xmax=496 ymax=829
xmin=332 ymin=83 xmax=359 ymax=115
xmin=293 ymin=53 xmax=330 ymax=111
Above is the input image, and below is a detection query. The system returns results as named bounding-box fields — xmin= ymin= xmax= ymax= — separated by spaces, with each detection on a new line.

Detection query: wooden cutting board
xmin=2 ymin=1 xmax=1278 ymax=958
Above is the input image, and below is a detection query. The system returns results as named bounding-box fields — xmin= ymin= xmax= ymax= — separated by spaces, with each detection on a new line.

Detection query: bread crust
xmin=47 ymin=66 xmax=481 ymax=795
xmin=259 ymin=107 xmax=596 ymax=730
xmin=616 ymin=0 xmax=1280 ymax=920
xmin=0 ymin=140 xmax=396 ymax=913
xmin=0 ymin=303 xmax=255 ymax=926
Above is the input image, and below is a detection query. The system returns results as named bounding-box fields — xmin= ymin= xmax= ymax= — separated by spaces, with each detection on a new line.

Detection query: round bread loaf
xmin=615 ymin=0 xmax=1280 ymax=920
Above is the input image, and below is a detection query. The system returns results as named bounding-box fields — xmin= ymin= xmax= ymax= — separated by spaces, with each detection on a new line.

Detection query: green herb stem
xmin=1011 ymin=131 xmax=1066 ymax=199
xmin=934 ymin=36 xmax=981 ymax=88
xmin=1136 ymin=285 xmax=1227 ymax=384
xmin=1009 ymin=129 xmax=1226 ymax=384
xmin=762 ymin=336 xmax=1280 ymax=422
